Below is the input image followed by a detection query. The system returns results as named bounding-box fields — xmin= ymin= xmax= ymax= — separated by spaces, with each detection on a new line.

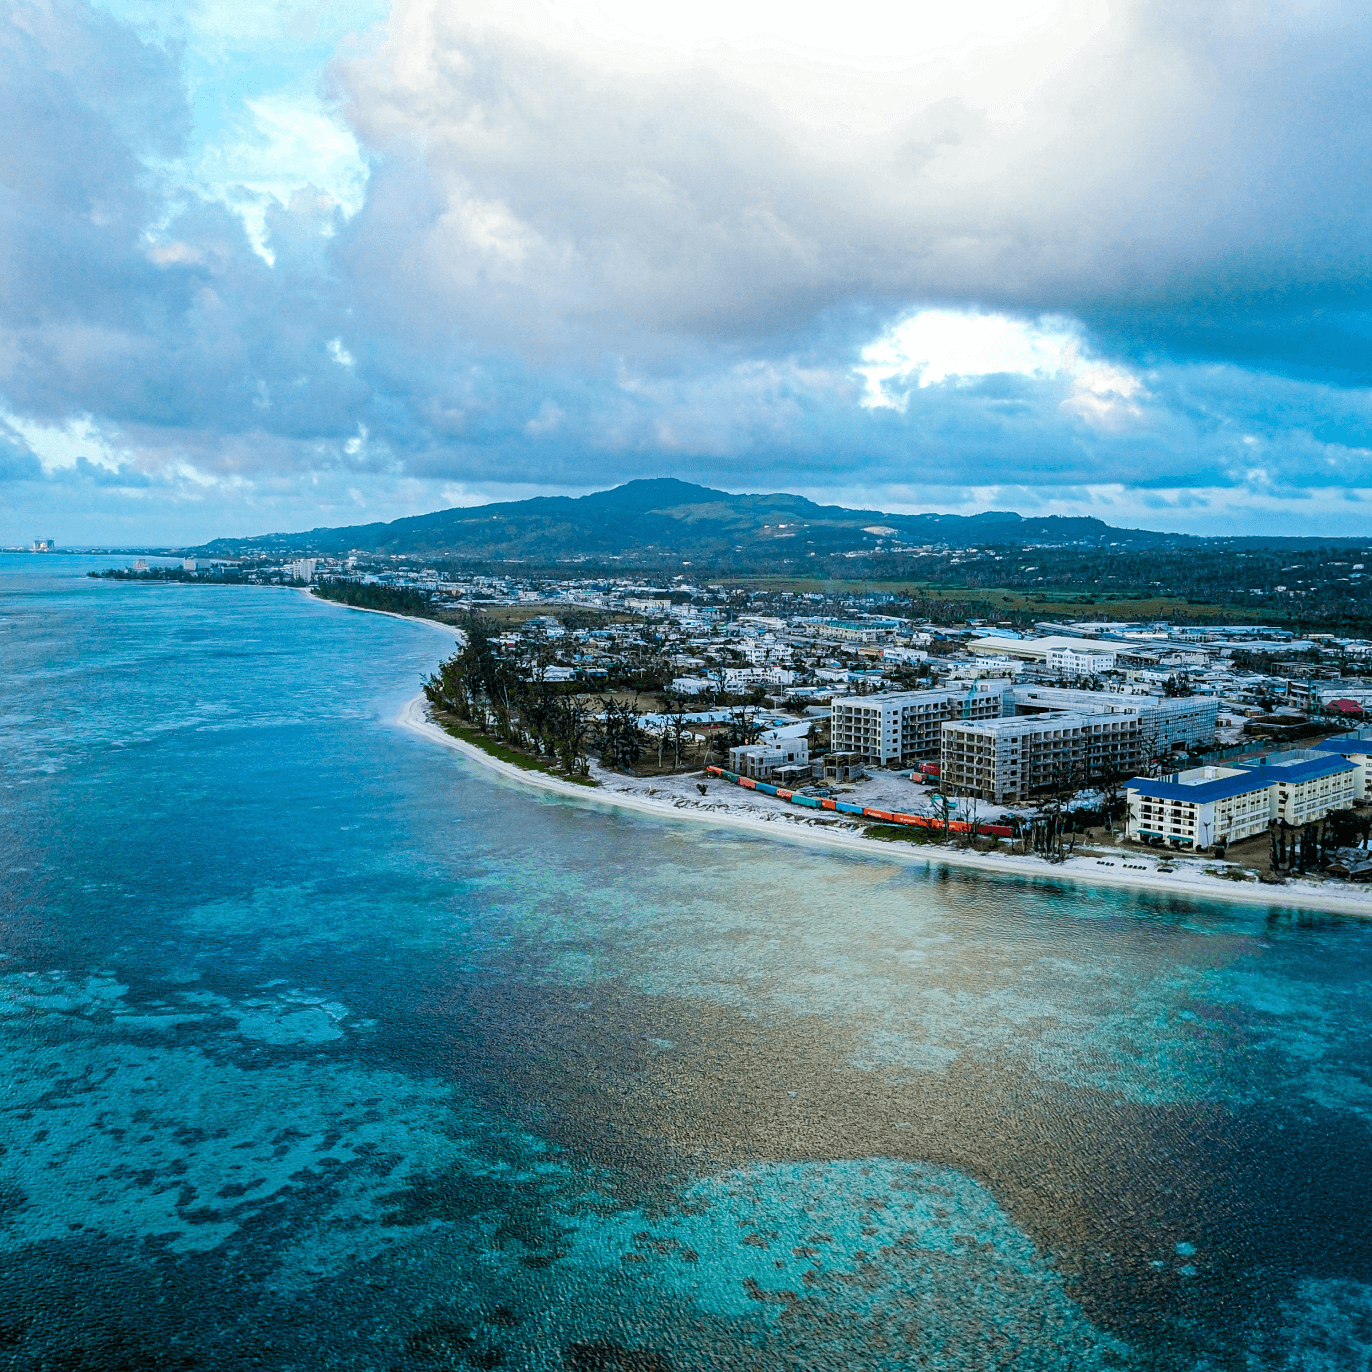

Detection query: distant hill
xmin=198 ymin=478 xmax=1193 ymax=565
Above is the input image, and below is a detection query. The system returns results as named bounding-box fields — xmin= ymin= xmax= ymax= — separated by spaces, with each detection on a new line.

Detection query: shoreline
xmin=299 ymin=586 xmax=461 ymax=641
xmin=295 ymin=591 xmax=1370 ymax=919
xmin=396 ymin=694 xmax=1372 ymax=919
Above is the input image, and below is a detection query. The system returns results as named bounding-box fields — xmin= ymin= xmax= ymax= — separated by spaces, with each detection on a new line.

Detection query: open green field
xmin=731 ymin=577 xmax=1279 ymax=623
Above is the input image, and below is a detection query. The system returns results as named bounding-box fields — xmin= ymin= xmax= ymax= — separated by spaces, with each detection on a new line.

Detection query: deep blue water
xmin=2 ymin=554 xmax=1372 ymax=1370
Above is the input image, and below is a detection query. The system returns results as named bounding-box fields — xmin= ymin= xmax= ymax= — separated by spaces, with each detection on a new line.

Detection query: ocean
xmin=2 ymin=553 xmax=1371 ymax=1370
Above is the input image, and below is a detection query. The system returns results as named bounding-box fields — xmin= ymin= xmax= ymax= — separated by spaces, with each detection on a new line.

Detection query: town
xmin=97 ymin=547 xmax=1372 ymax=887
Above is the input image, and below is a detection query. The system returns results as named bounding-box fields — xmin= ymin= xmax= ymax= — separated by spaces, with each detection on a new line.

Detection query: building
xmin=1125 ymin=752 xmax=1358 ymax=849
xmin=815 ymin=619 xmax=899 ymax=644
xmin=1047 ymin=647 xmax=1118 ymax=677
xmin=968 ymin=634 xmax=1111 ymax=663
xmin=670 ymin=676 xmax=715 ymax=695
xmin=1012 ymin=686 xmax=1218 ymax=756
xmin=1312 ymin=729 xmax=1372 ymax=800
xmin=947 ymin=657 xmax=1024 ymax=680
xmin=813 ymin=750 xmax=863 ymax=783
xmin=728 ymin=739 xmax=810 ymax=780
xmin=830 ymin=683 xmax=1008 ymax=765
xmin=939 ymin=711 xmax=1139 ymax=805
xmin=289 ymin=558 xmax=317 ymax=583
xmin=721 ymin=666 xmax=797 ymax=690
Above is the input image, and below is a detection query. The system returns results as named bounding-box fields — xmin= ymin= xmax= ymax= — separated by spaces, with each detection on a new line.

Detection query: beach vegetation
xmin=425 ymin=613 xmax=596 ymax=779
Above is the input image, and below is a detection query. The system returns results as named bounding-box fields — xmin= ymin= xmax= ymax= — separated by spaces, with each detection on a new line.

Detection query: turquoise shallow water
xmin=3 ymin=554 xmax=1372 ymax=1369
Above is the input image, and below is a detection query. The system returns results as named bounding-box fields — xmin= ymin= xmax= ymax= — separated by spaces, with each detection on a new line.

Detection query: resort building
xmin=1012 ymin=686 xmax=1218 ymax=756
xmin=830 ymin=683 xmax=1008 ymax=765
xmin=1125 ymin=752 xmax=1358 ymax=849
xmin=939 ymin=711 xmax=1140 ymax=805
xmin=1312 ymin=729 xmax=1372 ymax=800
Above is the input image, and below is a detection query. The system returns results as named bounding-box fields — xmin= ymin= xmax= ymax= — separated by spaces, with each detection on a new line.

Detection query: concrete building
xmin=728 ymin=739 xmax=810 ymax=780
xmin=939 ymin=711 xmax=1139 ymax=805
xmin=1125 ymin=752 xmax=1358 ymax=849
xmin=721 ymin=666 xmax=797 ymax=690
xmin=816 ymin=620 xmax=890 ymax=644
xmin=1047 ymin=647 xmax=1118 ymax=677
xmin=813 ymin=750 xmax=863 ymax=783
xmin=669 ymin=676 xmax=715 ymax=695
xmin=1312 ymin=729 xmax=1372 ymax=800
xmin=1012 ymin=686 xmax=1218 ymax=756
xmin=830 ymin=683 xmax=1008 ymax=765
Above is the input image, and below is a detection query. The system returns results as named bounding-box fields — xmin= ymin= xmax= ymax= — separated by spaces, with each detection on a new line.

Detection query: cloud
xmin=334 ymin=0 xmax=1372 ymax=368
xmin=4 ymin=0 xmax=1372 ymax=545
xmin=855 ymin=310 xmax=1146 ymax=428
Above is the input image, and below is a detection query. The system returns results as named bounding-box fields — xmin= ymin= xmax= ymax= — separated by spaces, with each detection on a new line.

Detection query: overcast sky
xmin=4 ymin=0 xmax=1372 ymax=544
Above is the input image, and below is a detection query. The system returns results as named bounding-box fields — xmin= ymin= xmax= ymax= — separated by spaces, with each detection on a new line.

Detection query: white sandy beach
xmin=300 ymin=593 xmax=1372 ymax=919
xmin=397 ymin=693 xmax=1372 ymax=919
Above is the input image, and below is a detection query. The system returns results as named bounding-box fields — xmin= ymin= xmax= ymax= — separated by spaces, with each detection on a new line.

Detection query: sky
xmin=3 ymin=0 xmax=1372 ymax=546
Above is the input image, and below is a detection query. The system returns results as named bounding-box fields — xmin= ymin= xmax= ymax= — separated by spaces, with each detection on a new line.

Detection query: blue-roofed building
xmin=1312 ymin=728 xmax=1372 ymax=801
xmin=1126 ymin=751 xmax=1357 ymax=849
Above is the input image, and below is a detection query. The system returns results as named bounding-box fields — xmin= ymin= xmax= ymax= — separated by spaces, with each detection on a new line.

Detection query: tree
xmin=712 ymin=708 xmax=764 ymax=759
xmin=666 ymin=704 xmax=694 ymax=772
xmin=598 ymin=698 xmax=644 ymax=771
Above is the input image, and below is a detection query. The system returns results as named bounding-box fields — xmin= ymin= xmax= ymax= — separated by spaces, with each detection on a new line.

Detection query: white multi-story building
xmin=1047 ymin=647 xmax=1118 ymax=677
xmin=1012 ymin=686 xmax=1218 ymax=757
xmin=1126 ymin=752 xmax=1357 ymax=849
xmin=721 ymin=666 xmax=796 ymax=690
xmin=939 ymin=711 xmax=1140 ymax=805
xmin=830 ymin=683 xmax=1008 ymax=765
xmin=1313 ymin=730 xmax=1372 ymax=800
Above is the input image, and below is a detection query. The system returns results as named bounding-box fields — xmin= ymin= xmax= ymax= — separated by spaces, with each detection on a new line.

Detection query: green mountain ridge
xmin=198 ymin=478 xmax=1192 ymax=566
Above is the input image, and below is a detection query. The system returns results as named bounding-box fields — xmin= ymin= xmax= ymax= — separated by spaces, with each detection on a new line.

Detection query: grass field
xmin=731 ymin=577 xmax=1275 ymax=623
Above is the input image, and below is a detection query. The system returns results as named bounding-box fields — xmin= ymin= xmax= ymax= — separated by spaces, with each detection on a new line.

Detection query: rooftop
xmin=1128 ymin=753 xmax=1357 ymax=802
